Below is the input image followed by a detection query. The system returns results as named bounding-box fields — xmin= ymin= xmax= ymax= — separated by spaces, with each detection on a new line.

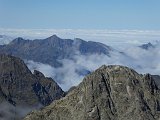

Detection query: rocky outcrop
xmin=24 ymin=65 xmax=160 ymax=120
xmin=0 ymin=35 xmax=113 ymax=67
xmin=0 ymin=54 xmax=64 ymax=119
xmin=32 ymin=70 xmax=65 ymax=106
xmin=139 ymin=42 xmax=155 ymax=50
xmin=152 ymin=75 xmax=160 ymax=88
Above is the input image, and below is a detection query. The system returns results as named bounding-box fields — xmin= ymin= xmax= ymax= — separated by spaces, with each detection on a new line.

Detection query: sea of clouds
xmin=1 ymin=29 xmax=160 ymax=120
xmin=26 ymin=42 xmax=160 ymax=91
xmin=1 ymin=29 xmax=160 ymax=47
xmin=1 ymin=29 xmax=160 ymax=91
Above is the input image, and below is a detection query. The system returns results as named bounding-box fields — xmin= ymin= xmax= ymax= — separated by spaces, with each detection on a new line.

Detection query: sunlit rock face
xmin=24 ymin=65 xmax=160 ymax=120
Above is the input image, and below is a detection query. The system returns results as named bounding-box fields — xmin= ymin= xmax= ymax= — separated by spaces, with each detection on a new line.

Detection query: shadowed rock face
xmin=24 ymin=65 xmax=160 ymax=120
xmin=0 ymin=35 xmax=113 ymax=67
xmin=0 ymin=54 xmax=64 ymax=119
xmin=152 ymin=75 xmax=160 ymax=89
xmin=139 ymin=42 xmax=155 ymax=50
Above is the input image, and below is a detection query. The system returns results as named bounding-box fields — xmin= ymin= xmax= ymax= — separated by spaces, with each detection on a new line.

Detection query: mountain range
xmin=0 ymin=35 xmax=113 ymax=67
xmin=0 ymin=34 xmax=160 ymax=119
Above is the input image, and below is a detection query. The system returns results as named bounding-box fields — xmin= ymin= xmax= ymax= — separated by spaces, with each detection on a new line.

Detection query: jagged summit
xmin=0 ymin=54 xmax=64 ymax=119
xmin=0 ymin=54 xmax=64 ymax=106
xmin=74 ymin=37 xmax=84 ymax=41
xmin=24 ymin=65 xmax=160 ymax=120
xmin=139 ymin=42 xmax=155 ymax=50
xmin=0 ymin=35 xmax=114 ymax=67
xmin=45 ymin=34 xmax=61 ymax=40
xmin=9 ymin=37 xmax=30 ymax=46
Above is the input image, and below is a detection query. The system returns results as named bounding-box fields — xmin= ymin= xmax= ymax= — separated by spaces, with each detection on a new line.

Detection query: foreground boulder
xmin=0 ymin=54 xmax=64 ymax=119
xmin=24 ymin=65 xmax=160 ymax=120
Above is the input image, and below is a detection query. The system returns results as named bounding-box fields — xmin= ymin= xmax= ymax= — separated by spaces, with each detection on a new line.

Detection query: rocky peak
xmin=139 ymin=42 xmax=155 ymax=50
xmin=0 ymin=54 xmax=32 ymax=75
xmin=33 ymin=70 xmax=45 ymax=78
xmin=47 ymin=34 xmax=60 ymax=39
xmin=0 ymin=54 xmax=64 ymax=119
xmin=0 ymin=35 xmax=114 ymax=67
xmin=24 ymin=65 xmax=160 ymax=120
xmin=74 ymin=38 xmax=84 ymax=42
xmin=0 ymin=54 xmax=64 ymax=105
xmin=10 ymin=37 xmax=24 ymax=43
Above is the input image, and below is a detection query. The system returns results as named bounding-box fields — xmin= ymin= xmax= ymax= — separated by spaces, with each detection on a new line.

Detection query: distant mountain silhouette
xmin=139 ymin=42 xmax=155 ymax=50
xmin=0 ymin=35 xmax=113 ymax=67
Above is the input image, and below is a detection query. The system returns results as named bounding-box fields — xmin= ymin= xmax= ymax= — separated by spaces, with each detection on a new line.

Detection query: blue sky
xmin=0 ymin=0 xmax=160 ymax=29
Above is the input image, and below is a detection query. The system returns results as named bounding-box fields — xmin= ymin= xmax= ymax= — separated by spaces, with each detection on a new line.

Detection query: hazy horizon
xmin=1 ymin=28 xmax=160 ymax=48
xmin=0 ymin=0 xmax=160 ymax=29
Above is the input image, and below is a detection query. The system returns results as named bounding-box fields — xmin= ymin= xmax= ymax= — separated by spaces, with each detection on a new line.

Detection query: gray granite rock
xmin=0 ymin=54 xmax=64 ymax=119
xmin=24 ymin=65 xmax=160 ymax=120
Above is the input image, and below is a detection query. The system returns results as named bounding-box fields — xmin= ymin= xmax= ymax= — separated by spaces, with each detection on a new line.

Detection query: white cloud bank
xmin=26 ymin=42 xmax=160 ymax=91
xmin=1 ymin=29 xmax=160 ymax=47
xmin=1 ymin=28 xmax=160 ymax=90
xmin=0 ymin=102 xmax=41 ymax=120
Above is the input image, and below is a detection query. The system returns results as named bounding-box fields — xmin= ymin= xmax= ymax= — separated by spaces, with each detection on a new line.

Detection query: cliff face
xmin=0 ymin=54 xmax=64 ymax=119
xmin=24 ymin=65 xmax=160 ymax=120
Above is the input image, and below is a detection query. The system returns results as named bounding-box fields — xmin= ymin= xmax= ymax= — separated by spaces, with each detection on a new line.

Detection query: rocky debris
xmin=24 ymin=65 xmax=160 ymax=120
xmin=0 ymin=54 xmax=64 ymax=119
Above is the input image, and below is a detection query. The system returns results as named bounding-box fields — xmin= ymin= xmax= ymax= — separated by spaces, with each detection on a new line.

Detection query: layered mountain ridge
xmin=0 ymin=35 xmax=113 ymax=67
xmin=24 ymin=65 xmax=160 ymax=120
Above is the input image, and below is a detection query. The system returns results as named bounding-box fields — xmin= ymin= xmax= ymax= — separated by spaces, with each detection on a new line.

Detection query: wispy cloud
xmin=0 ymin=102 xmax=41 ymax=120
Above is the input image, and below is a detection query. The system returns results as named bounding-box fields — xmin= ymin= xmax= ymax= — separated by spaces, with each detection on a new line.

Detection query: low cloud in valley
xmin=26 ymin=42 xmax=160 ymax=91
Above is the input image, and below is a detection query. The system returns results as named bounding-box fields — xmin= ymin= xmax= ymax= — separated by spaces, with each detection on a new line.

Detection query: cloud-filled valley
xmin=26 ymin=41 xmax=160 ymax=91
xmin=1 ymin=29 xmax=160 ymax=91
xmin=1 ymin=29 xmax=160 ymax=47
xmin=0 ymin=30 xmax=160 ymax=120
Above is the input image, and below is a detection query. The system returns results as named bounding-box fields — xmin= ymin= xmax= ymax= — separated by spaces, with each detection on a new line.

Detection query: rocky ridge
xmin=0 ymin=54 xmax=64 ymax=119
xmin=24 ymin=65 xmax=160 ymax=120
xmin=0 ymin=35 xmax=113 ymax=67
